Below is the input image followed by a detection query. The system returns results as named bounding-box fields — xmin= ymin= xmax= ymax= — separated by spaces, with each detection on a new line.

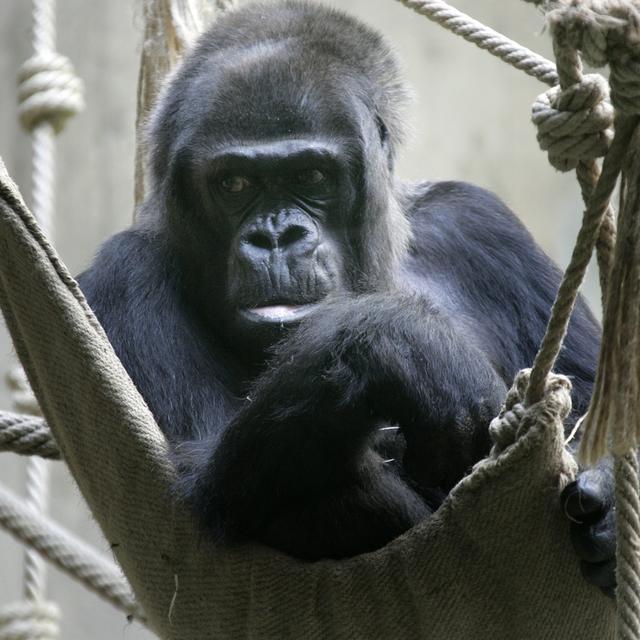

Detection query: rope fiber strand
xmin=0 ymin=412 xmax=59 ymax=459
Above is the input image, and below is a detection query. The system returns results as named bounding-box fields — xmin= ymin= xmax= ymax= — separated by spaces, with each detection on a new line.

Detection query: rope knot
xmin=0 ymin=601 xmax=60 ymax=640
xmin=489 ymin=369 xmax=573 ymax=455
xmin=532 ymin=74 xmax=614 ymax=171
xmin=489 ymin=403 xmax=525 ymax=450
xmin=17 ymin=53 xmax=84 ymax=134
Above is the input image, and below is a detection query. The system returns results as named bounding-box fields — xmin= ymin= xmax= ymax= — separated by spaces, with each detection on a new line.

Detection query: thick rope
xmin=22 ymin=459 xmax=49 ymax=604
xmin=591 ymin=124 xmax=640 ymax=640
xmin=616 ymin=452 xmax=640 ymax=639
xmin=395 ymin=0 xmax=559 ymax=86
xmin=0 ymin=484 xmax=145 ymax=625
xmin=0 ymin=412 xmax=60 ymax=460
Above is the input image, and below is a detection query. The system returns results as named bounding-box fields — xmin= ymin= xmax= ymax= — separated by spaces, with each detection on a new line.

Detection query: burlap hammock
xmin=2 ymin=0 xmax=640 ymax=638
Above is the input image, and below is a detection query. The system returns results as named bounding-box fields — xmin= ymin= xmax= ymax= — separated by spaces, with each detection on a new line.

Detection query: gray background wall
xmin=0 ymin=1 xmax=597 ymax=638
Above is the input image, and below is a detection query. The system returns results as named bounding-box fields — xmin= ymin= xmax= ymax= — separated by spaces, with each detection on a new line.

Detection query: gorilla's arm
xmin=404 ymin=181 xmax=600 ymax=414
xmin=406 ymin=181 xmax=615 ymax=594
xmin=178 ymin=295 xmax=506 ymax=560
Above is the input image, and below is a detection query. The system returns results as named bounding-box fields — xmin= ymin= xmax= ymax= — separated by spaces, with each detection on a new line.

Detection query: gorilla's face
xmin=212 ymin=138 xmax=355 ymax=333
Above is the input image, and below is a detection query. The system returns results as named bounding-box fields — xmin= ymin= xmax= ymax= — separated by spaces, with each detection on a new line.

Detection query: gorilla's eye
xmin=220 ymin=175 xmax=251 ymax=193
xmin=297 ymin=169 xmax=325 ymax=185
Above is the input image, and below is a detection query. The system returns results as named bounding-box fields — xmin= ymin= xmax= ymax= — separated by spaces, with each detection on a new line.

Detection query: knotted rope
xmin=489 ymin=369 xmax=577 ymax=487
xmin=17 ymin=54 xmax=83 ymax=137
xmin=532 ymin=74 xmax=614 ymax=171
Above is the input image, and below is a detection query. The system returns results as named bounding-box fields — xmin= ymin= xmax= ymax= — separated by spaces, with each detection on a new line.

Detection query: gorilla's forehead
xmin=180 ymin=41 xmax=369 ymax=146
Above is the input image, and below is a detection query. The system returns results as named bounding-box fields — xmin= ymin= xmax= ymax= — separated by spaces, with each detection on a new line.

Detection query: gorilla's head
xmin=144 ymin=1 xmax=411 ymax=353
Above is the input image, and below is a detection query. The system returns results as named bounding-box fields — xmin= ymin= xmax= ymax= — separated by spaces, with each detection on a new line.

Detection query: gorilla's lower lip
xmin=240 ymin=304 xmax=319 ymax=323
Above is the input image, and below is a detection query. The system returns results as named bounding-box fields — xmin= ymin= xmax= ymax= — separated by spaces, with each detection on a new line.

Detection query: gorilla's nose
xmin=242 ymin=220 xmax=319 ymax=256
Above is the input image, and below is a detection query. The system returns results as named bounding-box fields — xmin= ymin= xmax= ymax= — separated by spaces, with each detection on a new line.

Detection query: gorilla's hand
xmin=561 ymin=464 xmax=616 ymax=597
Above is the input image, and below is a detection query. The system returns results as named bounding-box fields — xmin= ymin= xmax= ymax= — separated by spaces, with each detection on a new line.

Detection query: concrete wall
xmin=0 ymin=1 xmax=598 ymax=638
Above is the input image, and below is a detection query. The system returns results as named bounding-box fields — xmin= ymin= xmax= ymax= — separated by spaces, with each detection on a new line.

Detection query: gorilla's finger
xmin=581 ymin=558 xmax=616 ymax=589
xmin=570 ymin=508 xmax=616 ymax=563
xmin=562 ymin=469 xmax=612 ymax=522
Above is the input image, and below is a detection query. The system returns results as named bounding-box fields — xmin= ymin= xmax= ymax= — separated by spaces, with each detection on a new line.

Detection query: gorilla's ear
xmin=376 ymin=115 xmax=393 ymax=169
xmin=351 ymin=111 xmax=410 ymax=292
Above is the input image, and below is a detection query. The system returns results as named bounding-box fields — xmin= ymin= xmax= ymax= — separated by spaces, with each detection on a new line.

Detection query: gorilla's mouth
xmin=239 ymin=303 xmax=320 ymax=324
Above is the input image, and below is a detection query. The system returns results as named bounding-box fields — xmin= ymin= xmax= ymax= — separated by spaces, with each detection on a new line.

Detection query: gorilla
xmin=78 ymin=0 xmax=616 ymax=591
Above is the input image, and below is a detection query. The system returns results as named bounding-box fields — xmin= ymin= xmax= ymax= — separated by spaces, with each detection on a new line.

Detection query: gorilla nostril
xmin=279 ymin=225 xmax=309 ymax=247
xmin=246 ymin=231 xmax=273 ymax=250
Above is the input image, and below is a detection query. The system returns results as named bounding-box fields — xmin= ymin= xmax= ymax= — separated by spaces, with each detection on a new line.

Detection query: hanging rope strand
xmin=21 ymin=0 xmax=58 ymax=614
xmin=525 ymin=115 xmax=636 ymax=405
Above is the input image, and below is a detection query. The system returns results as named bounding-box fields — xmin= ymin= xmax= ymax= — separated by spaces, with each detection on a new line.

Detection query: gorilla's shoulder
xmin=77 ymin=229 xmax=173 ymax=318
xmin=405 ymin=180 xmax=520 ymax=225
xmin=404 ymin=179 xmax=539 ymax=253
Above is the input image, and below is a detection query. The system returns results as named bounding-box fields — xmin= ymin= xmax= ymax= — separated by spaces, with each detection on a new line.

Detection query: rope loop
xmin=488 ymin=403 xmax=525 ymax=450
xmin=489 ymin=369 xmax=573 ymax=451
xmin=532 ymin=74 xmax=614 ymax=171
xmin=17 ymin=52 xmax=84 ymax=134
xmin=0 ymin=601 xmax=60 ymax=640
xmin=486 ymin=369 xmax=577 ymax=487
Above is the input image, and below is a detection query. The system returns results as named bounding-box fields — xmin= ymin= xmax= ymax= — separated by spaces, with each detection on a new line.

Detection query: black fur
xmin=78 ymin=0 xmax=616 ymax=584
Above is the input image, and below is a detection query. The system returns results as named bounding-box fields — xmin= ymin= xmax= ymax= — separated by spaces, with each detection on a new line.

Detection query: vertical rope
xmin=524 ymin=115 xmax=634 ymax=405
xmin=22 ymin=460 xmax=49 ymax=603
xmin=21 ymin=0 xmax=58 ymax=616
xmin=526 ymin=23 xmax=619 ymax=405
xmin=616 ymin=452 xmax=640 ymax=639
xmin=22 ymin=3 xmax=58 ymax=602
